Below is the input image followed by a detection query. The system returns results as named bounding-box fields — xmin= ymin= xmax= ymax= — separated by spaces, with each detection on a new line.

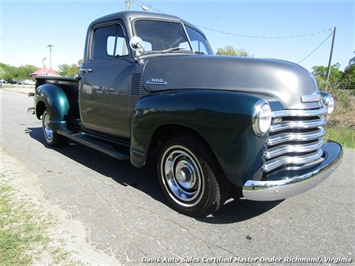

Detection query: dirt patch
xmin=0 ymin=148 xmax=119 ymax=265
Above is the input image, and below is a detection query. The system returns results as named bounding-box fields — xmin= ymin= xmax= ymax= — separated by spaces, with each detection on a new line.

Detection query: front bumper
xmin=242 ymin=141 xmax=343 ymax=201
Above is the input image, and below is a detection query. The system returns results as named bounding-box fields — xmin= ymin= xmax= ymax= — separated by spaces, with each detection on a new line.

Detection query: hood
xmin=142 ymin=55 xmax=322 ymax=110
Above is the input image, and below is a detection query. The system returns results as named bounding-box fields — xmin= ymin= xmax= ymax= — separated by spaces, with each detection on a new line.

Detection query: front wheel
xmin=157 ymin=134 xmax=227 ymax=217
xmin=42 ymin=110 xmax=67 ymax=147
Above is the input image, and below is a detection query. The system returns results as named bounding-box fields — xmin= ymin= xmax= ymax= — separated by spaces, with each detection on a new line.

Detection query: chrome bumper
xmin=242 ymin=141 xmax=343 ymax=201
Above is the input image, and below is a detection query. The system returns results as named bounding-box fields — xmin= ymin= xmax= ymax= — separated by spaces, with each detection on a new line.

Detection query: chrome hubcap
xmin=161 ymin=146 xmax=203 ymax=206
xmin=175 ymin=160 xmax=196 ymax=189
xmin=43 ymin=113 xmax=53 ymax=141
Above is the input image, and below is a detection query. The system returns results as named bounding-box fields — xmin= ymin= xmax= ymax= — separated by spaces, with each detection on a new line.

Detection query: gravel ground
xmin=0 ymin=148 xmax=119 ymax=265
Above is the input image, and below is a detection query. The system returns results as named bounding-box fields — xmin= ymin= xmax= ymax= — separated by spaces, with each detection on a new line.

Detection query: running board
xmin=57 ymin=130 xmax=129 ymax=161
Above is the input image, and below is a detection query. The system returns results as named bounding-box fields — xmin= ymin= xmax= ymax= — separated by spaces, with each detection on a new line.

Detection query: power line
xmin=297 ymin=30 xmax=334 ymax=64
xmin=136 ymin=0 xmax=334 ymax=41
xmin=137 ymin=0 xmax=332 ymax=39
xmin=11 ymin=0 xmax=80 ymax=39
xmin=196 ymin=25 xmax=332 ymax=39
xmin=26 ymin=2 xmax=118 ymax=48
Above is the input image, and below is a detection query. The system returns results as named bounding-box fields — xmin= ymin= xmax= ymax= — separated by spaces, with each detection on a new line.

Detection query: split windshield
xmin=134 ymin=20 xmax=212 ymax=55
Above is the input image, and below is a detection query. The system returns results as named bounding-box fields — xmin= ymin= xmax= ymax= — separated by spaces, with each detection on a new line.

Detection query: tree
xmin=0 ymin=63 xmax=37 ymax=81
xmin=342 ymin=64 xmax=355 ymax=91
xmin=312 ymin=63 xmax=343 ymax=90
xmin=0 ymin=64 xmax=7 ymax=80
xmin=58 ymin=59 xmax=82 ymax=77
xmin=17 ymin=65 xmax=37 ymax=79
xmin=216 ymin=45 xmax=252 ymax=57
xmin=58 ymin=63 xmax=79 ymax=77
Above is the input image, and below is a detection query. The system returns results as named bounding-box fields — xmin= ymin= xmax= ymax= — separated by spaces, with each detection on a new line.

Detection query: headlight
xmin=252 ymin=100 xmax=272 ymax=136
xmin=324 ymin=94 xmax=335 ymax=114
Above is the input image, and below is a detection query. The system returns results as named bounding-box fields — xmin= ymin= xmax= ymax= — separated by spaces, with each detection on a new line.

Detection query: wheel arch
xmin=130 ymin=120 xmax=220 ymax=170
xmin=149 ymin=124 xmax=216 ymax=161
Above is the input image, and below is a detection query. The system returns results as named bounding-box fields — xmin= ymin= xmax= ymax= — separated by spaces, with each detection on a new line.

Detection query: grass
xmin=0 ymin=181 xmax=45 ymax=265
xmin=325 ymin=127 xmax=355 ymax=150
xmin=324 ymin=88 xmax=355 ymax=149
xmin=0 ymin=173 xmax=76 ymax=265
xmin=2 ymin=84 xmax=35 ymax=89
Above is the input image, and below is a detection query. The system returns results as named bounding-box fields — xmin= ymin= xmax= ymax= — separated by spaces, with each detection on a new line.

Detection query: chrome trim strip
xmin=243 ymin=142 xmax=343 ymax=201
xmin=270 ymin=116 xmax=326 ymax=133
xmin=267 ymin=128 xmax=325 ymax=146
xmin=272 ymin=107 xmax=327 ymax=118
xmin=265 ymin=138 xmax=324 ymax=159
xmin=263 ymin=149 xmax=323 ymax=172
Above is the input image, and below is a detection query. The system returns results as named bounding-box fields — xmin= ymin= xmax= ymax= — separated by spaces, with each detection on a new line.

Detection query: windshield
xmin=134 ymin=20 xmax=191 ymax=52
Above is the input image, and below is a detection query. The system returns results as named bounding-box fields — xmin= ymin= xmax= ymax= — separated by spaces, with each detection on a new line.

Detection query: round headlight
xmin=252 ymin=100 xmax=272 ymax=136
xmin=325 ymin=95 xmax=335 ymax=114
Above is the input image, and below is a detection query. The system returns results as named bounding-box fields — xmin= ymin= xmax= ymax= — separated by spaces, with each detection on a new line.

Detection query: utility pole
xmin=42 ymin=58 xmax=46 ymax=75
xmin=126 ymin=0 xmax=131 ymax=11
xmin=125 ymin=0 xmax=147 ymax=11
xmin=326 ymin=27 xmax=336 ymax=83
xmin=47 ymin=44 xmax=54 ymax=73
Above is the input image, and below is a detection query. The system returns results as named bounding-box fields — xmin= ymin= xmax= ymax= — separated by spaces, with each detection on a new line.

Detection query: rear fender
xmin=35 ymin=84 xmax=70 ymax=130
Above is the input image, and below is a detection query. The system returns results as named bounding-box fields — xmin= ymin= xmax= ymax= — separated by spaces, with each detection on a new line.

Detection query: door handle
xmin=80 ymin=69 xmax=93 ymax=73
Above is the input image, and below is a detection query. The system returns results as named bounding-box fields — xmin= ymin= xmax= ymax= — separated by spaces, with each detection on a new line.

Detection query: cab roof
xmin=89 ymin=11 xmax=205 ymax=38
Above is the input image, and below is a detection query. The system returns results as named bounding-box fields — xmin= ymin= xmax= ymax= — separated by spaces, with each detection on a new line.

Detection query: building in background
xmin=30 ymin=67 xmax=60 ymax=78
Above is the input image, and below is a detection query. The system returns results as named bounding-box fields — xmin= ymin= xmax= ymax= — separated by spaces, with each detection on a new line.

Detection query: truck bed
xmin=35 ymin=76 xmax=78 ymax=89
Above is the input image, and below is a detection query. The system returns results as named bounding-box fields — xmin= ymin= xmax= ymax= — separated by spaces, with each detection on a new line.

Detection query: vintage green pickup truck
xmin=32 ymin=11 xmax=343 ymax=217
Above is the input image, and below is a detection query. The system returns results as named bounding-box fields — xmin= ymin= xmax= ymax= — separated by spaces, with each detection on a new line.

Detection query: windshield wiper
xmin=162 ymin=47 xmax=184 ymax=54
xmin=162 ymin=47 xmax=205 ymax=54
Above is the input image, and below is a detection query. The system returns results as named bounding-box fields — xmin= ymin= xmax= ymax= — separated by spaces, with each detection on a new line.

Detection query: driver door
xmin=79 ymin=21 xmax=134 ymax=138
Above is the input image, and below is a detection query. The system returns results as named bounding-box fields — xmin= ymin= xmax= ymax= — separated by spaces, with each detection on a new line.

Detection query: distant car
xmin=23 ymin=80 xmax=35 ymax=85
xmin=7 ymin=80 xmax=18 ymax=85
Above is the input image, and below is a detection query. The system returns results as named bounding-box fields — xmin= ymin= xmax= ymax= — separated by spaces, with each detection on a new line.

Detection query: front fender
xmin=131 ymin=90 xmax=269 ymax=187
xmin=35 ymin=84 xmax=70 ymax=129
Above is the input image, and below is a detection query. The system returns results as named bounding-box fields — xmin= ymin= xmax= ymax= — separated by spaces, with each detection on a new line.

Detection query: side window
xmin=92 ymin=24 xmax=128 ymax=60
xmin=143 ymin=41 xmax=152 ymax=52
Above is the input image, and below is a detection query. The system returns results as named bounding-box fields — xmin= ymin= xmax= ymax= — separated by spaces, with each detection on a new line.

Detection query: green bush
xmin=326 ymin=87 xmax=354 ymax=128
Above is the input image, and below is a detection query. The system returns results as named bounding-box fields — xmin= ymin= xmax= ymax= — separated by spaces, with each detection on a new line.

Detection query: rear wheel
xmin=157 ymin=134 xmax=228 ymax=217
xmin=42 ymin=110 xmax=67 ymax=147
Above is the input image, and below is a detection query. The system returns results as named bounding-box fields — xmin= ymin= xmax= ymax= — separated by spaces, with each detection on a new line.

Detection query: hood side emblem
xmin=301 ymin=91 xmax=322 ymax=103
xmin=146 ymin=78 xmax=167 ymax=85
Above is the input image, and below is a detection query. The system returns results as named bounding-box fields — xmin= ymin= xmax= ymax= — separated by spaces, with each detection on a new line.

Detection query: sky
xmin=1 ymin=0 xmax=354 ymax=73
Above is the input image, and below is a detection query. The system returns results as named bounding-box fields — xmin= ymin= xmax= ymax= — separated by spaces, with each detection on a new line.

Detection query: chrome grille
xmin=263 ymin=107 xmax=327 ymax=173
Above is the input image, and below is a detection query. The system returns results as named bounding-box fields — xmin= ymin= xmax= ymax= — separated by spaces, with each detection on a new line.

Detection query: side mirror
xmin=129 ymin=36 xmax=145 ymax=55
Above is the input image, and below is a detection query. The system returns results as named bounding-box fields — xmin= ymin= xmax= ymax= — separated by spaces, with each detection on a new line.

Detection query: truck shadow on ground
xmin=26 ymin=127 xmax=283 ymax=224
